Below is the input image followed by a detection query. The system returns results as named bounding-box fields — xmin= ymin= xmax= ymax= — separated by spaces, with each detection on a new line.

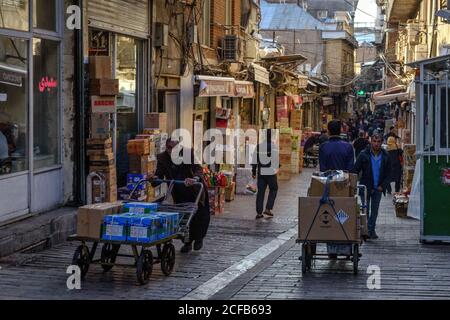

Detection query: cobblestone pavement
xmin=1 ymin=168 xmax=450 ymax=300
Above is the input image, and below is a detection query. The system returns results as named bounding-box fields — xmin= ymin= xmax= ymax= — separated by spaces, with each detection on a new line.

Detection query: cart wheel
xmin=101 ymin=244 xmax=120 ymax=272
xmin=136 ymin=250 xmax=153 ymax=285
xmin=161 ymin=243 xmax=176 ymax=276
xmin=353 ymin=244 xmax=359 ymax=275
xmin=72 ymin=245 xmax=90 ymax=279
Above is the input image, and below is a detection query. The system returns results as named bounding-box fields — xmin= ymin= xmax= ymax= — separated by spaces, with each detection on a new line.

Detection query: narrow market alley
xmin=1 ymin=169 xmax=449 ymax=300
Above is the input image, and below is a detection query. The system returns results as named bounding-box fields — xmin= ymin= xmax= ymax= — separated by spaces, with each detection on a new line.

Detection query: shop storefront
xmin=0 ymin=0 xmax=64 ymax=223
xmin=87 ymin=0 xmax=150 ymax=186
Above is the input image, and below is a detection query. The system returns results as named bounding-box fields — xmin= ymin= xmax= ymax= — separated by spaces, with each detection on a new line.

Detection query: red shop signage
xmin=38 ymin=76 xmax=58 ymax=93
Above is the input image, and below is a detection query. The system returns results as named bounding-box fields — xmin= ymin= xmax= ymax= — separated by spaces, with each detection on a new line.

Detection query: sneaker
xmin=193 ymin=239 xmax=203 ymax=251
xmin=256 ymin=213 xmax=264 ymax=220
xmin=371 ymin=231 xmax=379 ymax=239
xmin=263 ymin=210 xmax=274 ymax=218
xmin=180 ymin=242 xmax=193 ymax=253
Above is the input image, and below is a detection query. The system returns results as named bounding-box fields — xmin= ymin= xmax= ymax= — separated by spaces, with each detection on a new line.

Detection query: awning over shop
xmin=373 ymin=92 xmax=409 ymax=105
xmin=373 ymin=85 xmax=406 ymax=97
xmin=251 ymin=63 xmax=270 ymax=85
xmin=234 ymin=81 xmax=255 ymax=98
xmin=196 ymin=75 xmax=235 ymax=97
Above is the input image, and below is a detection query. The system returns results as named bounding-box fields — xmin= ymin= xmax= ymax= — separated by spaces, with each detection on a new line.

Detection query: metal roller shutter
xmin=88 ymin=0 xmax=149 ymax=38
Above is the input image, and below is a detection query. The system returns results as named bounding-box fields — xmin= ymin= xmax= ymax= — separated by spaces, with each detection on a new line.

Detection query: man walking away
xmin=352 ymin=133 xmax=391 ymax=239
xmin=319 ymin=120 xmax=355 ymax=172
xmin=353 ymin=130 xmax=370 ymax=159
xmin=386 ymin=136 xmax=403 ymax=193
xmin=252 ymin=130 xmax=279 ymax=220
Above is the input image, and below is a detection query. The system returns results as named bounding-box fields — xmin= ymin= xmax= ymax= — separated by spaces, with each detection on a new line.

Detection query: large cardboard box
xmin=308 ymin=174 xmax=352 ymax=197
xmin=89 ymin=56 xmax=112 ymax=79
xmin=90 ymin=113 xmax=111 ymax=139
xmin=77 ymin=203 xmax=122 ymax=239
xmin=145 ymin=113 xmax=168 ymax=132
xmin=290 ymin=110 xmax=303 ymax=130
xmin=87 ymin=137 xmax=112 ymax=150
xmin=90 ymin=79 xmax=119 ymax=96
xmin=279 ymin=117 xmax=290 ymax=128
xmin=298 ymin=197 xmax=359 ymax=241
xmin=127 ymin=139 xmax=150 ymax=156
xmin=89 ymin=152 xmax=115 ymax=167
xmin=129 ymin=155 xmax=157 ymax=175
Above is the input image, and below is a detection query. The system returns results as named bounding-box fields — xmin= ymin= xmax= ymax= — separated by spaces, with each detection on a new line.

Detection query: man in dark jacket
xmin=252 ymin=130 xmax=279 ymax=219
xmin=352 ymin=133 xmax=392 ymax=239
xmin=153 ymin=139 xmax=210 ymax=253
xmin=353 ymin=130 xmax=370 ymax=159
xmin=319 ymin=120 xmax=355 ymax=172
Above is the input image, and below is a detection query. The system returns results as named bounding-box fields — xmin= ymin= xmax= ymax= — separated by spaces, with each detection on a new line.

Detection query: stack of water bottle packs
xmin=101 ymin=202 xmax=181 ymax=243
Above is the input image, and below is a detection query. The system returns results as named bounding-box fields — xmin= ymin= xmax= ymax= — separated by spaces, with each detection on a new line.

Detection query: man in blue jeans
xmin=352 ymin=133 xmax=391 ymax=239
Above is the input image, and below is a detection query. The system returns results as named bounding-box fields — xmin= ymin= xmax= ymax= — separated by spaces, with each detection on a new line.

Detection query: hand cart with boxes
xmin=69 ymin=179 xmax=203 ymax=285
xmin=297 ymin=172 xmax=367 ymax=275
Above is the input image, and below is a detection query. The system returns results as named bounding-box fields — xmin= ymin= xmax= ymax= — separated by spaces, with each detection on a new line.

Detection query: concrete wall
xmin=62 ymin=0 xmax=76 ymax=204
xmin=260 ymin=29 xmax=324 ymax=69
xmin=324 ymin=39 xmax=355 ymax=93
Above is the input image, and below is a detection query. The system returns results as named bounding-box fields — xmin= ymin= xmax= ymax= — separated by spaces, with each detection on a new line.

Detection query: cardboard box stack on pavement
xmin=87 ymin=138 xmax=117 ymax=202
xmin=278 ymin=132 xmax=292 ymax=181
xmin=290 ymin=110 xmax=303 ymax=131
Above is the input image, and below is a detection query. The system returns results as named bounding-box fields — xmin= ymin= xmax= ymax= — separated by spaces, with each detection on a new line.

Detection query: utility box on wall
xmin=154 ymin=23 xmax=169 ymax=48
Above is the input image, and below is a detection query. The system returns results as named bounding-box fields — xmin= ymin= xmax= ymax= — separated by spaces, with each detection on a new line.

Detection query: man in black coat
xmin=153 ymin=139 xmax=210 ymax=253
xmin=352 ymin=133 xmax=392 ymax=239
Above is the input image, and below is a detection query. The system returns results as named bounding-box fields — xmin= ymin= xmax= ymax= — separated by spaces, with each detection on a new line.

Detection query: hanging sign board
xmin=199 ymin=80 xmax=234 ymax=97
xmin=91 ymin=96 xmax=117 ymax=113
xmin=234 ymin=81 xmax=255 ymax=98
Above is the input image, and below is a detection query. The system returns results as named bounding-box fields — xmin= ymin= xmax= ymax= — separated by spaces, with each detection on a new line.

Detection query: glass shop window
xmin=0 ymin=0 xmax=29 ymax=31
xmin=33 ymin=0 xmax=56 ymax=32
xmin=440 ymin=87 xmax=450 ymax=150
xmin=0 ymin=36 xmax=28 ymax=175
xmin=33 ymin=38 xmax=59 ymax=169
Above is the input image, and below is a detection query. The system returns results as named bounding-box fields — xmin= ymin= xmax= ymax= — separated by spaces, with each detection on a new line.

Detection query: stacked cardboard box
xmin=278 ymin=133 xmax=292 ymax=180
xmin=299 ymin=173 xmax=364 ymax=241
xmin=144 ymin=113 xmax=168 ymax=133
xmin=89 ymin=56 xmax=118 ymax=114
xmin=276 ymin=96 xmax=289 ymax=120
xmin=291 ymin=130 xmax=303 ymax=174
xmin=77 ymin=202 xmax=123 ymax=239
xmin=87 ymin=138 xmax=117 ymax=202
xmin=290 ymin=110 xmax=303 ymax=131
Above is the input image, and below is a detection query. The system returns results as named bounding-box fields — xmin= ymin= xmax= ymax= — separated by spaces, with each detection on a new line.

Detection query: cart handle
xmin=150 ymin=178 xmax=205 ymax=206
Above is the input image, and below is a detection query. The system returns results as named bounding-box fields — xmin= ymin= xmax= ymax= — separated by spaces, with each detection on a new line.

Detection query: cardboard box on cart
xmin=298 ymin=197 xmax=360 ymax=242
xmin=77 ymin=202 xmax=123 ymax=239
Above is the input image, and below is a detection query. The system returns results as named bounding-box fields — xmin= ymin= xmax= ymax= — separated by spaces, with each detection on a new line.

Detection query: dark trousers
xmin=367 ymin=190 xmax=383 ymax=234
xmin=387 ymin=177 xmax=401 ymax=193
xmin=256 ymin=175 xmax=278 ymax=214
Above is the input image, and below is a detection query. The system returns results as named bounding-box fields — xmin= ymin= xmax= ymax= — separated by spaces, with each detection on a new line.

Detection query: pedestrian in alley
xmin=319 ymin=120 xmax=355 ymax=173
xmin=386 ymin=136 xmax=403 ymax=194
xmin=319 ymin=129 xmax=329 ymax=145
xmin=252 ymin=130 xmax=279 ymax=220
xmin=384 ymin=126 xmax=400 ymax=143
xmin=352 ymin=133 xmax=392 ymax=240
xmin=152 ymin=138 xmax=210 ymax=253
xmin=353 ymin=130 xmax=370 ymax=159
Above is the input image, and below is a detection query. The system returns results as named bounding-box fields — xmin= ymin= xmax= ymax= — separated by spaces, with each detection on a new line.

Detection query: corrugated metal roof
xmin=260 ymin=0 xmax=336 ymax=31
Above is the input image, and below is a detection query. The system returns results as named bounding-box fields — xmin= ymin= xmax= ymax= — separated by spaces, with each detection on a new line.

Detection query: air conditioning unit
xmin=222 ymin=35 xmax=240 ymax=61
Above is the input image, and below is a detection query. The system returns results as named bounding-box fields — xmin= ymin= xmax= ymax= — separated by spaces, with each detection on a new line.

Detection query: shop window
xmin=116 ymin=36 xmax=137 ymax=114
xmin=0 ymin=0 xmax=29 ymax=31
xmin=0 ymin=36 xmax=28 ymax=175
xmin=440 ymin=87 xmax=450 ymax=149
xmin=33 ymin=38 xmax=59 ymax=169
xmin=33 ymin=0 xmax=56 ymax=32
xmin=424 ymin=84 xmax=436 ymax=152
xmin=201 ymin=0 xmax=211 ymax=47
